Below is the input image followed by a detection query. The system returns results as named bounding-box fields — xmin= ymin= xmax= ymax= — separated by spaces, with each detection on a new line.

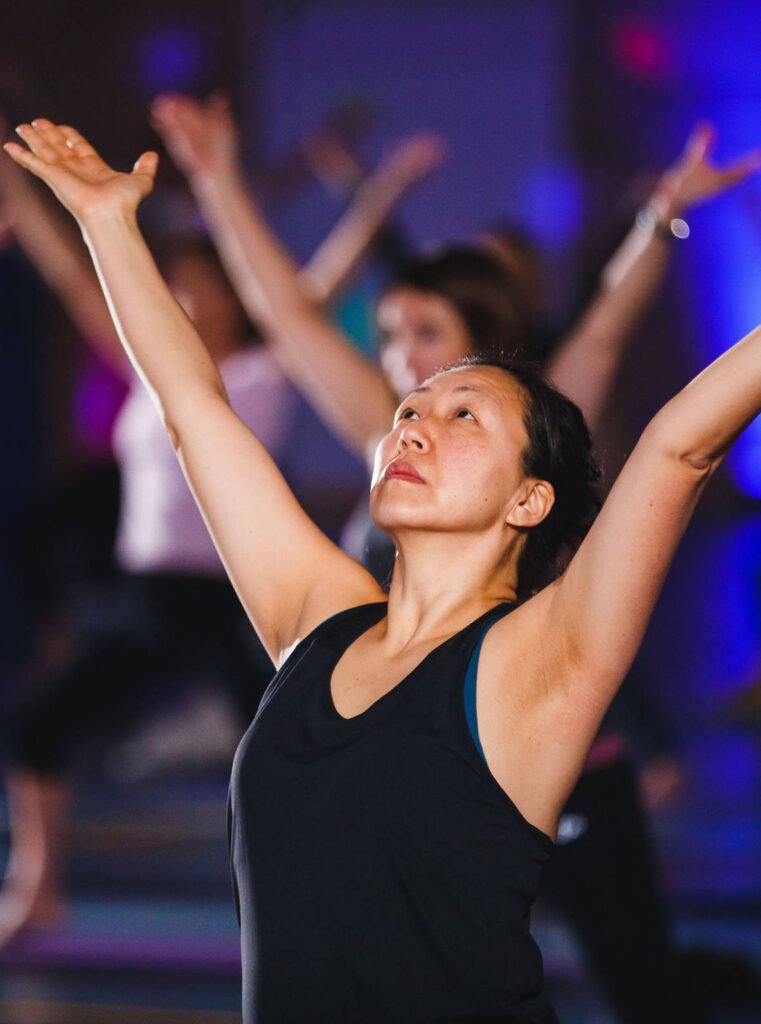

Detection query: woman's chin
xmin=371 ymin=504 xmax=424 ymax=535
xmin=370 ymin=500 xmax=448 ymax=537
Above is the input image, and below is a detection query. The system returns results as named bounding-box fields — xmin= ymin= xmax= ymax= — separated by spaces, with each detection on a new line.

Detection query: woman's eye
xmin=399 ymin=407 xmax=419 ymax=420
xmin=456 ymin=408 xmax=475 ymax=420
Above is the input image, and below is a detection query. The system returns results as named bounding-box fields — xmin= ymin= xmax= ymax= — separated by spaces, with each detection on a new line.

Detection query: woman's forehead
xmin=419 ymin=363 xmax=521 ymax=399
xmin=400 ymin=365 xmax=527 ymax=436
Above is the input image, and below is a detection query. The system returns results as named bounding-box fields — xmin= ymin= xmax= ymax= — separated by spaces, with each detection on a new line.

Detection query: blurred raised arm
xmin=4 ymin=120 xmax=383 ymax=661
xmin=303 ymin=133 xmax=446 ymax=305
xmin=150 ymin=93 xmax=399 ymax=459
xmin=547 ymin=124 xmax=761 ymax=434
xmin=0 ymin=116 xmax=127 ymax=374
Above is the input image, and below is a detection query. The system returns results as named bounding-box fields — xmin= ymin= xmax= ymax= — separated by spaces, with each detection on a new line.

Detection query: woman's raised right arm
xmin=4 ymin=119 xmax=383 ymax=661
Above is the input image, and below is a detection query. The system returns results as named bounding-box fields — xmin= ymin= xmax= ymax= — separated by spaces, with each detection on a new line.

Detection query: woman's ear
xmin=506 ymin=479 xmax=555 ymax=529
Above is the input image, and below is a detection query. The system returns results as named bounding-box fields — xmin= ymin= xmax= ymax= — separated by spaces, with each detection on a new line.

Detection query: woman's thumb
xmin=134 ymin=150 xmax=160 ymax=179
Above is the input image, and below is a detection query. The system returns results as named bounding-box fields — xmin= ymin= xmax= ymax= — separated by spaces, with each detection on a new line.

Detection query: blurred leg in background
xmin=0 ymin=572 xmax=271 ymax=945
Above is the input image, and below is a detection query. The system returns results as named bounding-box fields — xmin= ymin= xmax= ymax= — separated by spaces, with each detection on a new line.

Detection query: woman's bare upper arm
xmin=480 ymin=422 xmax=713 ymax=758
xmin=539 ymin=426 xmax=712 ymax=705
xmin=171 ymin=390 xmax=385 ymax=663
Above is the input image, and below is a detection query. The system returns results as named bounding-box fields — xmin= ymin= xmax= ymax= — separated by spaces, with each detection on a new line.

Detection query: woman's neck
xmin=381 ymin=529 xmax=519 ymax=649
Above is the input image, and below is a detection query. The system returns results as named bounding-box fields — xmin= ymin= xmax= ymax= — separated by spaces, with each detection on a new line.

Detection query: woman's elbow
xmin=163 ymin=380 xmax=230 ymax=453
xmin=643 ymin=414 xmax=720 ymax=478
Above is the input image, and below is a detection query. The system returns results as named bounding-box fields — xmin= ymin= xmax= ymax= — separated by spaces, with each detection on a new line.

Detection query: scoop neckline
xmin=325 ymin=601 xmax=513 ymax=723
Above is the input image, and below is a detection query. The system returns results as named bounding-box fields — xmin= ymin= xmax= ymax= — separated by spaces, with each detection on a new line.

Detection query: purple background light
xmin=136 ymin=25 xmax=207 ymax=94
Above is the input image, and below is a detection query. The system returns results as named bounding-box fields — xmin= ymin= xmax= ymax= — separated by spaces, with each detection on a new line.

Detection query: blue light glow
xmin=654 ymin=1 xmax=761 ymax=499
xmin=137 ymin=27 xmax=206 ymax=93
xmin=521 ymin=160 xmax=585 ymax=249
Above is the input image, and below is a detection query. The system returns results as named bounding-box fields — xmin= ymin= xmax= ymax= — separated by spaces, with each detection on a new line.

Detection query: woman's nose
xmin=398 ymin=421 xmax=427 ymax=451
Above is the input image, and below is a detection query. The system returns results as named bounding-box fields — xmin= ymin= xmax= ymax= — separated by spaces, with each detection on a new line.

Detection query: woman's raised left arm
xmin=539 ymin=320 xmax=761 ymax=708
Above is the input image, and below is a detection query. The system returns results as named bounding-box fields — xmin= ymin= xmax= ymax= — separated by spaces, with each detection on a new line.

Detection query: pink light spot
xmin=612 ymin=20 xmax=673 ymax=81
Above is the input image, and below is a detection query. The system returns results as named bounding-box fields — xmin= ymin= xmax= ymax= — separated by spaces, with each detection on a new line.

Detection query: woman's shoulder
xmin=278 ymin=599 xmax=388 ymax=672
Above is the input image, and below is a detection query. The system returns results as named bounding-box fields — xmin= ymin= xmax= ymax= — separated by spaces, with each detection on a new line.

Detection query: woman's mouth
xmin=385 ymin=459 xmax=425 ymax=483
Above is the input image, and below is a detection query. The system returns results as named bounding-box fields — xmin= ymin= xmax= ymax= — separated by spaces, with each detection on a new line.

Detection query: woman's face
xmin=377 ymin=288 xmax=473 ymax=398
xmin=370 ymin=364 xmax=534 ymax=541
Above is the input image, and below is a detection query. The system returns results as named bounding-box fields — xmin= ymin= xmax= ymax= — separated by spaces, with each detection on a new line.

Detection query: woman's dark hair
xmin=451 ymin=353 xmax=602 ymax=597
xmin=382 ymin=245 xmax=531 ymax=357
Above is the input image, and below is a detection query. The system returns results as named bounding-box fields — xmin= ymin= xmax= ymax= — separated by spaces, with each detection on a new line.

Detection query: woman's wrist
xmin=80 ymin=197 xmax=138 ymax=225
xmin=79 ymin=201 xmax=140 ymax=247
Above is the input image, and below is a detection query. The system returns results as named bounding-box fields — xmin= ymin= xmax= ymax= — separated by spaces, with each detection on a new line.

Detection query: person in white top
xmin=114 ymin=320 xmax=291 ymax=577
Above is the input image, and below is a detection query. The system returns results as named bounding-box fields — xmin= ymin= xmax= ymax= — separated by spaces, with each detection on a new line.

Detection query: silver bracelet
xmin=636 ymin=207 xmax=690 ymax=241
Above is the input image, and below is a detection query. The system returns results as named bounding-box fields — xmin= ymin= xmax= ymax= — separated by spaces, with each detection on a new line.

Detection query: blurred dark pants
xmin=542 ymin=758 xmax=705 ymax=1023
xmin=7 ymin=572 xmax=271 ymax=776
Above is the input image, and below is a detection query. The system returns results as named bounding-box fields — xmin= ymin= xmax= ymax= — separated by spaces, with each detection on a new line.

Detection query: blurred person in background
xmin=152 ymin=94 xmax=760 ymax=1022
xmin=7 ymin=114 xmax=761 ymax=1024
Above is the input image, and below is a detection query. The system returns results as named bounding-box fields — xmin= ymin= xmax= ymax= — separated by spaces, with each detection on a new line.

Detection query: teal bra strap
xmin=464 ymin=629 xmax=489 ymax=763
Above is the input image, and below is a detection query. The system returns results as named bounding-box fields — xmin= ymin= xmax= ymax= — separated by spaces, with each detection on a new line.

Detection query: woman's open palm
xmin=3 ymin=119 xmax=158 ymax=222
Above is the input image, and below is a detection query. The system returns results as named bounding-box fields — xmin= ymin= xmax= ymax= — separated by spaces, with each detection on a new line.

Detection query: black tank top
xmin=229 ymin=601 xmax=557 ymax=1024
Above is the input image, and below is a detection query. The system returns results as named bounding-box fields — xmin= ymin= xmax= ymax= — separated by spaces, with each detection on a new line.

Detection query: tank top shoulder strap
xmin=459 ymin=600 xmax=518 ymax=656
xmin=286 ymin=601 xmax=388 ymax=665
xmin=462 ymin=601 xmax=520 ymax=763
xmin=258 ymin=602 xmax=388 ymax=719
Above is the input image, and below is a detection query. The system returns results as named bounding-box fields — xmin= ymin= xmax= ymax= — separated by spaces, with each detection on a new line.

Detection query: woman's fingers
xmin=14 ymin=120 xmax=102 ymax=169
xmin=3 ymin=140 xmax=51 ymax=180
xmin=14 ymin=123 xmax=59 ymax=163
xmin=31 ymin=118 xmax=72 ymax=159
xmin=58 ymin=124 xmax=99 ymax=159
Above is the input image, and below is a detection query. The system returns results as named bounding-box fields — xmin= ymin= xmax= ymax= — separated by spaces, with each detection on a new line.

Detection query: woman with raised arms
xmin=6 ymin=120 xmax=761 ymax=1024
